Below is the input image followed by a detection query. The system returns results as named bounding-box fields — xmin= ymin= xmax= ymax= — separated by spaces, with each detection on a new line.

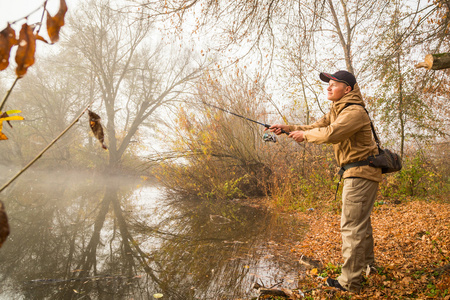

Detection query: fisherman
xmin=268 ymin=70 xmax=382 ymax=293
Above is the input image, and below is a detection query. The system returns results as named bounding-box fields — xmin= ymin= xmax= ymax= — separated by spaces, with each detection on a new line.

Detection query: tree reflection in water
xmin=0 ymin=171 xmax=306 ymax=299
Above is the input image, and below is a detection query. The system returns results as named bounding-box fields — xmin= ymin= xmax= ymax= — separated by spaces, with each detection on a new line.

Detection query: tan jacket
xmin=288 ymin=84 xmax=382 ymax=182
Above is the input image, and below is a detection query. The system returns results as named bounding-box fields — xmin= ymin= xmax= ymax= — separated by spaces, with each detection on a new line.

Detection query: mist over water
xmin=0 ymin=170 xmax=306 ymax=299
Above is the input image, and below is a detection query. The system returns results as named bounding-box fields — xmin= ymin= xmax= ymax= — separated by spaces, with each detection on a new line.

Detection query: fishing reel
xmin=263 ymin=132 xmax=277 ymax=143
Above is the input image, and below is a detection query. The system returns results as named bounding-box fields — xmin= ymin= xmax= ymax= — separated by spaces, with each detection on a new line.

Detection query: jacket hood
xmin=333 ymin=83 xmax=365 ymax=114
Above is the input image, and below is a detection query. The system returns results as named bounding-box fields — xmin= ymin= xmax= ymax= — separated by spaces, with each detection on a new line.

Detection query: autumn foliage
xmin=155 ymin=72 xmax=272 ymax=200
xmin=88 ymin=110 xmax=108 ymax=150
xmin=155 ymin=70 xmax=449 ymax=209
xmin=15 ymin=24 xmax=36 ymax=78
xmin=0 ymin=0 xmax=67 ymax=78
xmin=290 ymin=200 xmax=450 ymax=299
xmin=0 ymin=0 xmax=68 ymax=249
xmin=46 ymin=0 xmax=68 ymax=43
xmin=0 ymin=0 xmax=68 ymax=138
xmin=0 ymin=200 xmax=9 ymax=248
xmin=0 ymin=25 xmax=18 ymax=71
xmin=155 ymin=72 xmax=340 ymax=204
xmin=0 ymin=110 xmax=24 ymax=140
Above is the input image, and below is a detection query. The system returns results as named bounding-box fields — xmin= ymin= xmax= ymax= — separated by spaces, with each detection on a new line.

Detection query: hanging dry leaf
xmin=0 ymin=111 xmax=10 ymax=129
xmin=35 ymin=34 xmax=49 ymax=44
xmin=0 ymin=25 xmax=18 ymax=71
xmin=0 ymin=110 xmax=24 ymax=140
xmin=88 ymin=110 xmax=107 ymax=150
xmin=1 ymin=110 xmax=21 ymax=129
xmin=15 ymin=24 xmax=36 ymax=78
xmin=46 ymin=0 xmax=68 ymax=43
xmin=0 ymin=200 xmax=9 ymax=248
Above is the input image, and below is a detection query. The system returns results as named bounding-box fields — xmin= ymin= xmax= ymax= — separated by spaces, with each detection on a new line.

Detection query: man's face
xmin=326 ymin=80 xmax=351 ymax=101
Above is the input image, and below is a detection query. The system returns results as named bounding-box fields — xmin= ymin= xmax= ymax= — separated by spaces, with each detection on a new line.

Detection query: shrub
xmin=379 ymin=150 xmax=450 ymax=200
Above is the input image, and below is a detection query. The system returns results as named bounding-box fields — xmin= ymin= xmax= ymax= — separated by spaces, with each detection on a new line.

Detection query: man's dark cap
xmin=320 ymin=70 xmax=356 ymax=90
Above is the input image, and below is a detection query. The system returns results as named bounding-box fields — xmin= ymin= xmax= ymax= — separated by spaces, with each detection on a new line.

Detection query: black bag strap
xmin=338 ymin=160 xmax=369 ymax=176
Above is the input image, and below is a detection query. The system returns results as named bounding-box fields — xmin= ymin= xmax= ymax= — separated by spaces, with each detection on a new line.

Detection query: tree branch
xmin=0 ymin=99 xmax=96 ymax=193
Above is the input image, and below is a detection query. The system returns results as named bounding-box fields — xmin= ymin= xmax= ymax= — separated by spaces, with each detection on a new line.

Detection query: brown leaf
xmin=46 ymin=0 xmax=68 ymax=43
xmin=35 ymin=34 xmax=49 ymax=44
xmin=0 ymin=25 xmax=18 ymax=71
xmin=88 ymin=110 xmax=107 ymax=150
xmin=15 ymin=24 xmax=36 ymax=78
xmin=0 ymin=200 xmax=10 ymax=248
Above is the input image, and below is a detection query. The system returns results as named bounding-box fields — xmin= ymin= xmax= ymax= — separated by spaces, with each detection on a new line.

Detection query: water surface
xmin=0 ymin=171 xmax=306 ymax=299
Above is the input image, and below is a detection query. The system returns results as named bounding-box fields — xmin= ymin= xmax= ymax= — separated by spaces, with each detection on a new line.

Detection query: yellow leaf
xmin=310 ymin=268 xmax=318 ymax=276
xmin=0 ymin=110 xmax=24 ymax=140
xmin=5 ymin=110 xmax=21 ymax=114
xmin=0 ymin=116 xmax=24 ymax=122
xmin=0 ymin=120 xmax=5 ymax=140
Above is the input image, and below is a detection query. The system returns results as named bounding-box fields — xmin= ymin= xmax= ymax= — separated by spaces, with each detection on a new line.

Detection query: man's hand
xmin=289 ymin=131 xmax=305 ymax=142
xmin=267 ymin=124 xmax=290 ymax=135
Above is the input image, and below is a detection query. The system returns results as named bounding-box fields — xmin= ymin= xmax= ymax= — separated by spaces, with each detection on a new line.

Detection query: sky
xmin=0 ymin=0 xmax=78 ymax=30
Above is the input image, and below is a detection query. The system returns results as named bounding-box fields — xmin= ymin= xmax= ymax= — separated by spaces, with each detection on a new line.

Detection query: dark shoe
xmin=326 ymin=277 xmax=347 ymax=291
xmin=365 ymin=264 xmax=378 ymax=276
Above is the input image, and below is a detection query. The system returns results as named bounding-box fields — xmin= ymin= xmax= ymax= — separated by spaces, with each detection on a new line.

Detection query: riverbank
xmin=281 ymin=197 xmax=450 ymax=299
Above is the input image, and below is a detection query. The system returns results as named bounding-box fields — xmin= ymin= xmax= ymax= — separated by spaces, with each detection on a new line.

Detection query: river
xmin=0 ymin=170 xmax=306 ymax=299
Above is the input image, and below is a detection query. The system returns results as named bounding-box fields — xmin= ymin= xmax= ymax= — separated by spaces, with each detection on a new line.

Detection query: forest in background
xmin=150 ymin=0 xmax=450 ymax=206
xmin=0 ymin=0 xmax=448 ymax=207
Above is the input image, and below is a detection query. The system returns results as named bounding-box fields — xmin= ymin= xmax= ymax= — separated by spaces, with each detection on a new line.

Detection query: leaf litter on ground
xmin=289 ymin=199 xmax=450 ymax=299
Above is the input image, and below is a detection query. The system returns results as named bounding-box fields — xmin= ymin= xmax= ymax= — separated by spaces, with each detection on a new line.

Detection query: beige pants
xmin=337 ymin=177 xmax=379 ymax=292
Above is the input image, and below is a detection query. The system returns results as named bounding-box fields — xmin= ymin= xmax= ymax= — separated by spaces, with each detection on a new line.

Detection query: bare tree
xmin=66 ymin=0 xmax=203 ymax=170
xmin=0 ymin=53 xmax=93 ymax=166
xmin=130 ymin=0 xmax=450 ymax=166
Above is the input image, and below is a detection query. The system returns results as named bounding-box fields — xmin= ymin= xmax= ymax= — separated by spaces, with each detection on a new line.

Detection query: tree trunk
xmin=415 ymin=53 xmax=450 ymax=70
xmin=397 ymin=52 xmax=405 ymax=160
xmin=327 ymin=0 xmax=355 ymax=74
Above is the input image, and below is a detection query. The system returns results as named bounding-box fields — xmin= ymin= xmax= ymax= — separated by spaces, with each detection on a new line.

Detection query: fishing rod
xmin=201 ymin=102 xmax=290 ymax=142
